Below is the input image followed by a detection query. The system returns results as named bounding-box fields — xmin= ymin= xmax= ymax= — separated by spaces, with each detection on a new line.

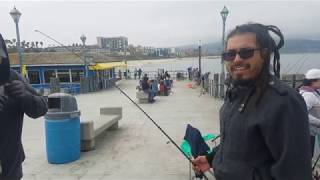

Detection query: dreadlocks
xmin=225 ymin=23 xmax=284 ymax=105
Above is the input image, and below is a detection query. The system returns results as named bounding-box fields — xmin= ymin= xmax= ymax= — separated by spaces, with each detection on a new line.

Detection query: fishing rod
xmin=34 ymin=30 xmax=214 ymax=179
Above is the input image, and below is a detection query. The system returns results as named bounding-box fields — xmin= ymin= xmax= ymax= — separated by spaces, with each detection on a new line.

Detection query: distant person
xmin=124 ymin=70 xmax=127 ymax=79
xmin=159 ymin=80 xmax=168 ymax=96
xmin=0 ymin=34 xmax=48 ymax=180
xmin=164 ymin=71 xmax=170 ymax=79
xmin=299 ymin=68 xmax=320 ymax=157
xmin=192 ymin=23 xmax=312 ymax=179
xmin=118 ymin=70 xmax=122 ymax=80
xmin=141 ymin=75 xmax=149 ymax=91
xmin=138 ymin=68 xmax=142 ymax=79
xmin=141 ymin=75 xmax=153 ymax=103
xmin=164 ymin=77 xmax=171 ymax=90
xmin=187 ymin=67 xmax=192 ymax=80
xmin=134 ymin=68 xmax=137 ymax=80
xmin=127 ymin=69 xmax=130 ymax=79
xmin=151 ymin=78 xmax=158 ymax=98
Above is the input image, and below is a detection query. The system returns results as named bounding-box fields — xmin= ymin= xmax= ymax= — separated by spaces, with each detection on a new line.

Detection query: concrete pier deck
xmin=22 ymin=79 xmax=222 ymax=180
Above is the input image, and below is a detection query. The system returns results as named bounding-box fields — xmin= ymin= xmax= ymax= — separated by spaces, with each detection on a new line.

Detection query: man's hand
xmin=4 ymin=80 xmax=27 ymax=99
xmin=192 ymin=156 xmax=211 ymax=173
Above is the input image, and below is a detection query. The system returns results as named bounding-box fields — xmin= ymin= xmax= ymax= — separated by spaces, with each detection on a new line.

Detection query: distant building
xmin=97 ymin=36 xmax=128 ymax=52
xmin=9 ymin=52 xmax=126 ymax=95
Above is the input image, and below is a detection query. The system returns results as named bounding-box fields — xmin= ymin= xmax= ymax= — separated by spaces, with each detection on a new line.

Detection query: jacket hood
xmin=0 ymin=34 xmax=10 ymax=86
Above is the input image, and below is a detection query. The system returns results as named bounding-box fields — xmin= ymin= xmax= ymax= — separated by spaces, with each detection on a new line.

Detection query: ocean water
xmin=127 ymin=53 xmax=320 ymax=75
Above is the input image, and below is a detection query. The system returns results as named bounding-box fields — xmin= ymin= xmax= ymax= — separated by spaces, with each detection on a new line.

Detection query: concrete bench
xmin=80 ymin=107 xmax=122 ymax=151
xmin=136 ymin=91 xmax=149 ymax=104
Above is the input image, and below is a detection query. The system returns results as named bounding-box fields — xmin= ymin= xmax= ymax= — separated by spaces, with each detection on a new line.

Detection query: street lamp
xmin=198 ymin=40 xmax=202 ymax=76
xmin=80 ymin=34 xmax=88 ymax=77
xmin=220 ymin=6 xmax=229 ymax=98
xmin=10 ymin=6 xmax=23 ymax=75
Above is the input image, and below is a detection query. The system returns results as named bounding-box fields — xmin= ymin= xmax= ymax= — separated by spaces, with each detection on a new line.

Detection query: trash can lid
xmin=47 ymin=93 xmax=79 ymax=113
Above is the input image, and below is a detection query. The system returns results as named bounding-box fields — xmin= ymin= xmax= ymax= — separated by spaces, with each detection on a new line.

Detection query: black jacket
xmin=211 ymin=76 xmax=312 ymax=180
xmin=0 ymin=72 xmax=47 ymax=179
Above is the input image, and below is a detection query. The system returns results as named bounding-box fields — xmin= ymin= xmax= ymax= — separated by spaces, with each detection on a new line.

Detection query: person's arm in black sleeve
xmin=261 ymin=94 xmax=312 ymax=180
xmin=5 ymin=71 xmax=47 ymax=118
xmin=21 ymin=81 xmax=47 ymax=118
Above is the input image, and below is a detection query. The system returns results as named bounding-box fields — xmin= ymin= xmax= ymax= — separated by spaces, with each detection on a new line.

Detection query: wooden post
xmin=50 ymin=77 xmax=60 ymax=94
xmin=214 ymin=73 xmax=219 ymax=98
xmin=292 ymin=74 xmax=296 ymax=88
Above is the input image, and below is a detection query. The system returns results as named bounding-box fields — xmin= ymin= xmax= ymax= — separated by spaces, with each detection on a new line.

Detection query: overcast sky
xmin=1 ymin=1 xmax=320 ymax=47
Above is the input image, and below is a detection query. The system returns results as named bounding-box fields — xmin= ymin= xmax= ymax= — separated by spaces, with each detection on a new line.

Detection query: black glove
xmin=4 ymin=80 xmax=27 ymax=100
xmin=0 ymin=95 xmax=8 ymax=112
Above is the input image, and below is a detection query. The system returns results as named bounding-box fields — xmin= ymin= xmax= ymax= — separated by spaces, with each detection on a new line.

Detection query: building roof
xmin=89 ymin=62 xmax=127 ymax=70
xmin=8 ymin=52 xmax=123 ymax=65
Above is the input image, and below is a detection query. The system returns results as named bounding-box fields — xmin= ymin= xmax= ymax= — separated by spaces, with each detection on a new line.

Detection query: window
xmin=57 ymin=70 xmax=70 ymax=83
xmin=28 ymin=71 xmax=40 ymax=84
xmin=105 ymin=69 xmax=110 ymax=79
xmin=71 ymin=69 xmax=84 ymax=83
xmin=110 ymin=69 xmax=113 ymax=78
xmin=44 ymin=70 xmax=56 ymax=83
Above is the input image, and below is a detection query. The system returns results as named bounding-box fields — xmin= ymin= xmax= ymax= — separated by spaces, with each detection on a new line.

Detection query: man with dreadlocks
xmin=192 ymin=23 xmax=312 ymax=179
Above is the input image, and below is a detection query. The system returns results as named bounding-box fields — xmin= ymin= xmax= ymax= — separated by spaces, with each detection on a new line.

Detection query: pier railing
xmin=203 ymin=73 xmax=305 ymax=99
xmin=115 ymin=70 xmax=189 ymax=80
xmin=47 ymin=71 xmax=305 ymax=97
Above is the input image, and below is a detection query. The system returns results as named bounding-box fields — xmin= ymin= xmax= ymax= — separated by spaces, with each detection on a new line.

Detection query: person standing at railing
xmin=188 ymin=67 xmax=192 ymax=80
xmin=138 ymin=68 xmax=142 ymax=79
xmin=134 ymin=68 xmax=137 ymax=80
xmin=299 ymin=69 xmax=320 ymax=158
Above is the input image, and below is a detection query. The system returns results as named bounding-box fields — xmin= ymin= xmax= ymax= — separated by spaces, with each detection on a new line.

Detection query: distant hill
xmin=281 ymin=39 xmax=320 ymax=53
xmin=175 ymin=38 xmax=320 ymax=54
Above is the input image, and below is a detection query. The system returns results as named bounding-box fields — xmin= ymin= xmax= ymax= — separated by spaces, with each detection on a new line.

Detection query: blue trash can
xmin=45 ymin=93 xmax=81 ymax=164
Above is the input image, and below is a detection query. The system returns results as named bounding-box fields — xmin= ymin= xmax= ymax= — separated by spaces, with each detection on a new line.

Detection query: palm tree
xmin=4 ymin=39 xmax=10 ymax=44
xmin=4 ymin=39 xmax=12 ymax=48
xmin=36 ymin=41 xmax=39 ymax=48
xmin=40 ymin=42 xmax=43 ymax=48
xmin=21 ymin=40 xmax=26 ymax=48
xmin=31 ymin=42 xmax=35 ymax=48
xmin=12 ymin=39 xmax=16 ymax=47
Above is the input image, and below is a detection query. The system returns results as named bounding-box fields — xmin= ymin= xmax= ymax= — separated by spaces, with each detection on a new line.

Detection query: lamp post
xmin=10 ymin=6 xmax=23 ymax=75
xmin=124 ymin=38 xmax=128 ymax=79
xmin=80 ymin=34 xmax=88 ymax=77
xmin=220 ymin=6 xmax=229 ymax=98
xmin=198 ymin=40 xmax=202 ymax=76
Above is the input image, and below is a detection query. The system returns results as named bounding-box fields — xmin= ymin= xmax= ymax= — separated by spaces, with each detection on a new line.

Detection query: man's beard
xmin=230 ymin=74 xmax=256 ymax=87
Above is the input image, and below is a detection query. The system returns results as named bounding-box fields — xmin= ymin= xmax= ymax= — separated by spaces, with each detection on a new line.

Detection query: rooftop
xmin=8 ymin=52 xmax=123 ymax=65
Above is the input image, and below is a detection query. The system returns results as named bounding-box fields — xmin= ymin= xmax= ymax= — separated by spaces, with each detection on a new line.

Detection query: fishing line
xmin=295 ymin=57 xmax=309 ymax=74
xmin=283 ymin=54 xmax=308 ymax=74
xmin=35 ymin=30 xmax=214 ymax=179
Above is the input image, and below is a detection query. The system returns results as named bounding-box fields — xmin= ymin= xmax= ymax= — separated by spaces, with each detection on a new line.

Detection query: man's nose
xmin=233 ymin=53 xmax=243 ymax=62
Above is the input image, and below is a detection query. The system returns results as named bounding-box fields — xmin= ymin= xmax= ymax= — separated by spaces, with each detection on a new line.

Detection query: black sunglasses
xmin=222 ymin=48 xmax=261 ymax=61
